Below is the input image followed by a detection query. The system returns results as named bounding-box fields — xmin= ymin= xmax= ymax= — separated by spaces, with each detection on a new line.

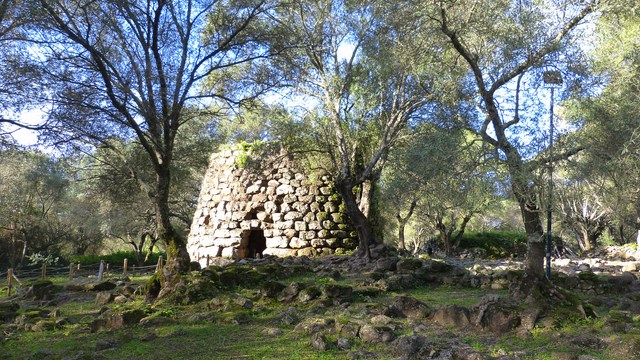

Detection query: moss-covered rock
xmin=321 ymin=284 xmax=353 ymax=301
xmin=298 ymin=286 xmax=321 ymax=303
xmin=260 ymin=280 xmax=286 ymax=298
xmin=26 ymin=280 xmax=55 ymax=300
xmin=0 ymin=301 xmax=19 ymax=322
xmin=396 ymin=258 xmax=423 ymax=272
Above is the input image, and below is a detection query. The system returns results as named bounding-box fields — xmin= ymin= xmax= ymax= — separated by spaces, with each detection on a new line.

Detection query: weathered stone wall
xmin=188 ymin=146 xmax=356 ymax=266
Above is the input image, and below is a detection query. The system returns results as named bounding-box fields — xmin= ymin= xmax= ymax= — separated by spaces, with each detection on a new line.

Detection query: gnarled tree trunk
xmin=336 ymin=179 xmax=373 ymax=261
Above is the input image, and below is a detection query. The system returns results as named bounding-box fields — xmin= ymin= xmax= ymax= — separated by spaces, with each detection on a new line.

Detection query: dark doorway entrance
xmin=238 ymin=230 xmax=266 ymax=259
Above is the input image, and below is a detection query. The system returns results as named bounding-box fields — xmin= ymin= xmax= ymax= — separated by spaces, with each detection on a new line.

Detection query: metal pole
xmin=546 ymin=87 xmax=554 ymax=280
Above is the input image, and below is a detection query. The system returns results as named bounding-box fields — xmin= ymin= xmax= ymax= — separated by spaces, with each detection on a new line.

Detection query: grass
xmin=405 ymin=285 xmax=508 ymax=307
xmin=2 ymin=263 xmax=638 ymax=360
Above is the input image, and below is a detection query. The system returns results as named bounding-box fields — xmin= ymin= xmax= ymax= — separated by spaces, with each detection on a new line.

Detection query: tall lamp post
xmin=543 ymin=71 xmax=563 ymax=280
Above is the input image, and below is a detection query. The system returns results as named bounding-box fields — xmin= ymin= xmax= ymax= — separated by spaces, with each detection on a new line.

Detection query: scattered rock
xmin=31 ymin=319 xmax=56 ymax=332
xmin=337 ymin=337 xmax=351 ymax=350
xmin=279 ymin=307 xmax=300 ymax=325
xmin=431 ymin=305 xmax=471 ymax=328
xmin=26 ymin=280 xmax=55 ymax=300
xmin=370 ymin=314 xmax=393 ymax=326
xmin=234 ymin=296 xmax=253 ymax=309
xmin=64 ymin=279 xmax=116 ymax=292
xmin=261 ymin=281 xmax=286 ymax=298
xmin=336 ymin=321 xmax=360 ymax=338
xmin=298 ymin=286 xmax=321 ymax=303
xmin=472 ymin=297 xmax=520 ymax=334
xmin=139 ymin=315 xmax=178 ymax=328
xmin=392 ymin=335 xmax=428 ymax=359
xmin=388 ymin=295 xmax=431 ymax=319
xmin=375 ymin=257 xmax=399 ymax=272
xmin=321 ymin=284 xmax=353 ymax=301
xmin=294 ymin=317 xmax=334 ymax=334
xmin=359 ymin=324 xmax=395 ymax=343
xmin=95 ymin=291 xmax=114 ymax=306
xmin=396 ymin=258 xmax=423 ymax=272
xmin=0 ymin=301 xmax=19 ymax=322
xmin=280 ymin=282 xmax=303 ymax=302
xmin=311 ymin=332 xmax=328 ymax=351
xmin=347 ymin=349 xmax=378 ymax=359
xmin=92 ymin=309 xmax=146 ymax=332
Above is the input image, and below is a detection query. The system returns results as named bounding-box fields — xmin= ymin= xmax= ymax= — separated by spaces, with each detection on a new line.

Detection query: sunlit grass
xmin=404 ymin=285 xmax=508 ymax=308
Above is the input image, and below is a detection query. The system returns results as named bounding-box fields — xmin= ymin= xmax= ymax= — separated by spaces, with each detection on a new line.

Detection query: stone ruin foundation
xmin=188 ymin=146 xmax=357 ymax=267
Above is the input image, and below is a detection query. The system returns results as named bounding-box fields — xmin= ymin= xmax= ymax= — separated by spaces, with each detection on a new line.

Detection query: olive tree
xmin=26 ymin=0 xmax=279 ymax=293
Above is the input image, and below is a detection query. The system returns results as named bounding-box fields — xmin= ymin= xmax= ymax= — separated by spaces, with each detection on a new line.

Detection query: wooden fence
xmin=1 ymin=256 xmax=164 ymax=298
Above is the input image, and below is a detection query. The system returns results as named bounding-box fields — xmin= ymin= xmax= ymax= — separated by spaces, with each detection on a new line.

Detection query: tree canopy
xmin=2 ymin=0 xmax=640 ymax=292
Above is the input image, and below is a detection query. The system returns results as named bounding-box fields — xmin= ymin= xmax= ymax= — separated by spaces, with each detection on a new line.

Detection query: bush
xmin=70 ymin=251 xmax=166 ymax=266
xmin=457 ymin=231 xmax=528 ymax=258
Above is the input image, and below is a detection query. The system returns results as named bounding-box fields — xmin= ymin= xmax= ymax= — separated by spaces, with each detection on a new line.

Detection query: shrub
xmin=457 ymin=231 xmax=528 ymax=258
xmin=70 ymin=251 xmax=165 ymax=266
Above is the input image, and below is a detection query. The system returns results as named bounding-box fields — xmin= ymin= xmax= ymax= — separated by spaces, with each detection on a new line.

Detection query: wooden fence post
xmin=41 ymin=263 xmax=46 ymax=280
xmin=123 ymin=258 xmax=128 ymax=277
xmin=132 ymin=265 xmax=135 ymax=275
xmin=106 ymin=263 xmax=110 ymax=277
xmin=7 ymin=268 xmax=12 ymax=297
xmin=77 ymin=263 xmax=81 ymax=271
xmin=69 ymin=263 xmax=74 ymax=280
xmin=98 ymin=260 xmax=105 ymax=281
xmin=206 ymin=255 xmax=210 ymax=267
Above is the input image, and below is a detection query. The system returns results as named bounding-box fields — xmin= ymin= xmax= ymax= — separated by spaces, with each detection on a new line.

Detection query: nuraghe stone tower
xmin=187 ymin=146 xmax=357 ymax=266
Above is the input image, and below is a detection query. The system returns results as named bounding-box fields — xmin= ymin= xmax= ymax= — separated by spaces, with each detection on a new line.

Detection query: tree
xmin=556 ymin=177 xmax=609 ymax=251
xmin=0 ymin=149 xmax=69 ymax=268
xmin=426 ymin=0 xmax=599 ymax=279
xmin=76 ymin=114 xmax=219 ymax=264
xmin=567 ymin=1 xmax=640 ymax=250
xmin=0 ymin=0 xmax=44 ymax=145
xmin=272 ymin=0 xmax=440 ymax=259
xmin=27 ymin=0 xmax=279 ymax=292
xmin=380 ymin=125 xmax=496 ymax=256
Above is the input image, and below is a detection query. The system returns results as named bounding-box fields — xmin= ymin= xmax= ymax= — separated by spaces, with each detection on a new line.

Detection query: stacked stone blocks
xmin=188 ymin=147 xmax=356 ymax=266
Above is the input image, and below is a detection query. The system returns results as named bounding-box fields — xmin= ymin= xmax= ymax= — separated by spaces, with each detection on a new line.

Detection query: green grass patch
xmin=405 ymin=285 xmax=508 ymax=307
xmin=70 ymin=251 xmax=166 ymax=267
xmin=457 ymin=231 xmax=528 ymax=258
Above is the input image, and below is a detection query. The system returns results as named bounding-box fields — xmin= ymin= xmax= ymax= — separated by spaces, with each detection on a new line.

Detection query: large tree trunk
xmin=508 ymin=153 xmax=545 ymax=279
xmin=577 ymin=227 xmax=592 ymax=252
xmin=636 ymin=215 xmax=640 ymax=258
xmin=337 ymin=180 xmax=373 ymax=261
xmin=518 ymin=197 xmax=545 ymax=279
xmin=154 ymin=166 xmax=190 ymax=289
xmin=396 ymin=200 xmax=417 ymax=252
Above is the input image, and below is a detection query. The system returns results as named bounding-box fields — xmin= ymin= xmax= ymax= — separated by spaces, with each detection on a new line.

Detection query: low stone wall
xmin=188 ymin=146 xmax=357 ymax=266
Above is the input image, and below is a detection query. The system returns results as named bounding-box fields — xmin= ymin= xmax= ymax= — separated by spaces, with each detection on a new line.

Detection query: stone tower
xmin=187 ymin=145 xmax=356 ymax=266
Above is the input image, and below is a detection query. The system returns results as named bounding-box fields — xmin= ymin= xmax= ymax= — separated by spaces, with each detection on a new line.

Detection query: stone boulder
xmin=91 ymin=309 xmax=146 ymax=332
xmin=396 ymin=258 xmax=423 ymax=272
xmin=310 ymin=332 xmax=329 ymax=351
xmin=359 ymin=324 xmax=395 ymax=343
xmin=471 ymin=297 xmax=520 ymax=334
xmin=95 ymin=291 xmax=115 ymax=306
xmin=25 ymin=280 xmax=55 ymax=300
xmin=375 ymin=257 xmax=399 ymax=272
xmin=297 ymin=286 xmax=321 ymax=303
xmin=260 ymin=280 xmax=286 ymax=298
xmin=392 ymin=335 xmax=428 ymax=360
xmin=0 ymin=301 xmax=19 ymax=322
xmin=431 ymin=305 xmax=471 ymax=329
xmin=321 ymin=284 xmax=353 ymax=302
xmin=387 ymin=295 xmax=431 ymax=320
xmin=64 ymin=279 xmax=116 ymax=292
